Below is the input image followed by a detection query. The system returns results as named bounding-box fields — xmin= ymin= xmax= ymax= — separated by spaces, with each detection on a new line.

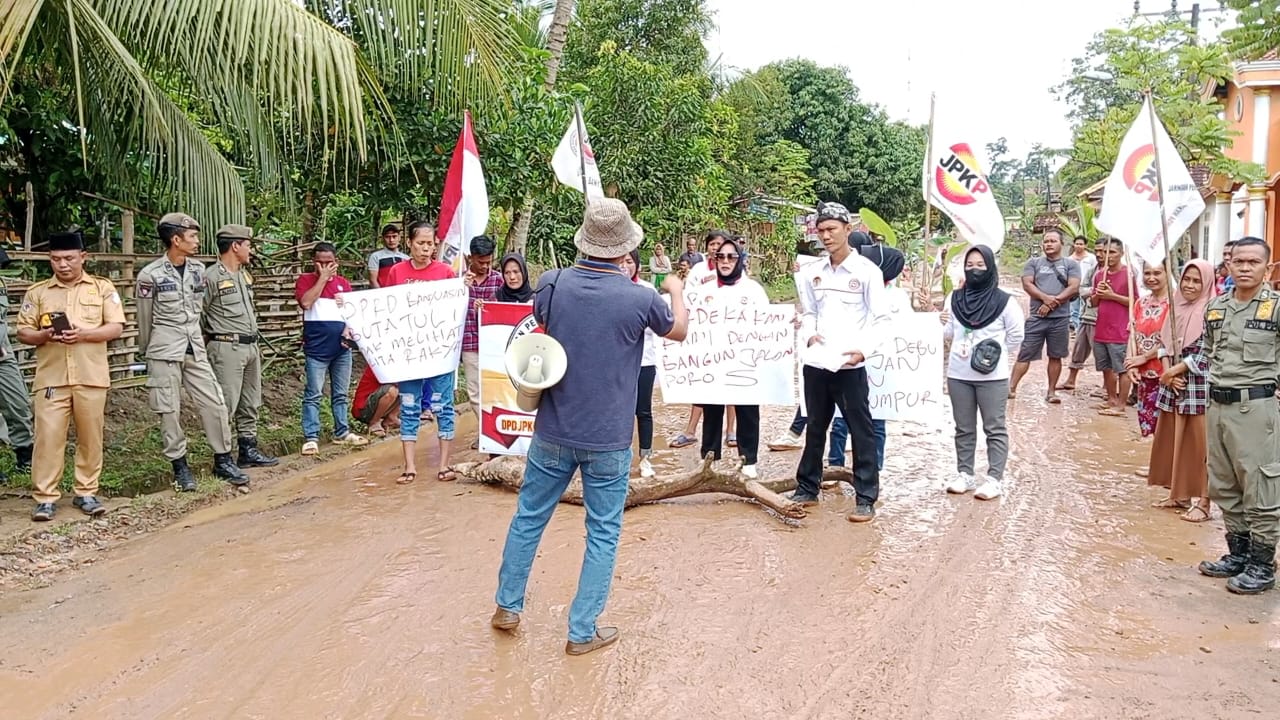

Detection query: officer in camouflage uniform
xmin=136 ymin=213 xmax=249 ymax=491
xmin=1196 ymin=236 xmax=1280 ymax=594
xmin=202 ymin=224 xmax=277 ymax=467
xmin=0 ymin=247 xmax=35 ymax=477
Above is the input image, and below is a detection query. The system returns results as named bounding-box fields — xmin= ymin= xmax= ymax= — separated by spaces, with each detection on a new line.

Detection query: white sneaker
xmin=945 ymin=471 xmax=974 ymax=494
xmin=767 ymin=430 xmax=803 ymax=450
xmin=639 ymin=457 xmax=655 ymax=478
xmin=334 ymin=433 xmax=369 ymax=447
xmin=974 ymin=476 xmax=1002 ymax=500
xmin=740 ymin=464 xmax=758 ymax=480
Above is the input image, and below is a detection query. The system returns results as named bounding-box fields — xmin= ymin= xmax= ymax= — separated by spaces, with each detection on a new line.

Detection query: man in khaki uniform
xmin=202 ymin=224 xmax=277 ymax=467
xmin=0 ymin=248 xmax=36 ymax=477
xmin=136 ymin=212 xmax=249 ymax=491
xmin=1196 ymin=236 xmax=1280 ymax=594
xmin=16 ymin=230 xmax=124 ymax=520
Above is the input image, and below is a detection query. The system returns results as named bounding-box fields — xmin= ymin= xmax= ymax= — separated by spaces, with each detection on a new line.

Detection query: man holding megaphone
xmin=491 ymin=198 xmax=689 ymax=657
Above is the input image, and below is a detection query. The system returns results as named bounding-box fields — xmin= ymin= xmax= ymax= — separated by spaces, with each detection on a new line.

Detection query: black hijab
xmin=848 ymin=231 xmax=873 ymax=251
xmin=495 ymin=253 xmax=534 ymax=303
xmin=950 ymin=245 xmax=1011 ymax=330
xmin=858 ymin=244 xmax=906 ymax=284
xmin=715 ymin=238 xmax=746 ymax=286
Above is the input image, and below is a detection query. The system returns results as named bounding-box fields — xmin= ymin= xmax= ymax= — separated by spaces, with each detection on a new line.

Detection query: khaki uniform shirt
xmin=1202 ymin=287 xmax=1280 ymax=387
xmin=137 ymin=256 xmax=208 ymax=361
xmin=201 ymin=262 xmax=258 ymax=336
xmin=16 ymin=274 xmax=126 ymax=390
xmin=1 ymin=280 xmax=14 ymax=359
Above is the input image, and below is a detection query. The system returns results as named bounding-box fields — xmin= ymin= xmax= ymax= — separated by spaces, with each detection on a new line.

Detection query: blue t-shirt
xmin=533 ymin=260 xmax=676 ymax=451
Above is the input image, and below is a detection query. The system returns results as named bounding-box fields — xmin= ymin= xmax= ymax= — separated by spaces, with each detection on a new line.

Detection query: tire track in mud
xmin=788 ymin=400 xmax=1087 ymax=719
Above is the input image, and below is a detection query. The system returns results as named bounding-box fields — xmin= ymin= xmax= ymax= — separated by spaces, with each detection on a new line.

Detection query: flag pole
xmin=1143 ymin=90 xmax=1179 ymax=355
xmin=920 ymin=92 xmax=937 ymax=304
xmin=574 ymin=100 xmax=591 ymax=204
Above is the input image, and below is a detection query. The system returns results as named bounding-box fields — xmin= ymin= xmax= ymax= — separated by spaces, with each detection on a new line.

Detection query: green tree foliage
xmin=565 ymin=0 xmax=711 ymax=77
xmin=1052 ymin=17 xmax=1260 ymax=199
xmin=736 ymin=59 xmax=926 ymax=222
xmin=1222 ymin=0 xmax=1280 ymax=60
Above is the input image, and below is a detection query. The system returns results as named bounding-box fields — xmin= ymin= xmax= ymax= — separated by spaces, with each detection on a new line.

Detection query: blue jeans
xmin=495 ymin=435 xmax=631 ymax=643
xmin=1069 ymin=298 xmax=1082 ymax=332
xmin=826 ymin=418 xmax=886 ymax=470
xmin=302 ymin=351 xmax=352 ymax=441
xmin=397 ymin=373 xmax=456 ymax=441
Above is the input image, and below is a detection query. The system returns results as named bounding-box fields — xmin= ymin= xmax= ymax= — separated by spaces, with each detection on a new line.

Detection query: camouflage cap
xmin=216 ymin=223 xmax=253 ymax=240
xmin=158 ymin=212 xmax=199 ymax=231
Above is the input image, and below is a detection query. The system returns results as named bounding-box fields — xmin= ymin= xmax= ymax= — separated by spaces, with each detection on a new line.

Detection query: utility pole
xmin=1133 ymin=1 xmax=1227 ymax=39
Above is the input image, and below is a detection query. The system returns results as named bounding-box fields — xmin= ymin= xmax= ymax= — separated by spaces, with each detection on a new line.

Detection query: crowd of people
xmin=6 ymin=197 xmax=1277 ymax=660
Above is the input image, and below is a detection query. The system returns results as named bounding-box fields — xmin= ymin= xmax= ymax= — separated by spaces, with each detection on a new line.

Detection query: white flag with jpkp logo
xmin=1095 ymin=97 xmax=1206 ymax=266
xmin=551 ymin=104 xmax=604 ymax=199
xmin=922 ymin=100 xmax=1007 ymax=252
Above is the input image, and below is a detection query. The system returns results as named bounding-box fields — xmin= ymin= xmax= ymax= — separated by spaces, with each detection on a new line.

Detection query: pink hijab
xmin=1161 ymin=259 xmax=1216 ymax=353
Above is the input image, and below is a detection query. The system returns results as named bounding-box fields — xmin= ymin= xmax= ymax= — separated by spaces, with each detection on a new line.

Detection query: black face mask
xmin=965 ymin=268 xmax=987 ymax=287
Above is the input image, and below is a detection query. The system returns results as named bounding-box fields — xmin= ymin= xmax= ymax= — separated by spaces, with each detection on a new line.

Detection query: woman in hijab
xmin=1147 ymin=259 xmax=1215 ymax=521
xmin=940 ymin=245 xmax=1024 ymax=500
xmin=494 ymin=253 xmax=534 ymax=303
xmin=698 ymin=237 xmax=768 ymax=479
xmin=622 ymin=250 xmax=661 ymax=478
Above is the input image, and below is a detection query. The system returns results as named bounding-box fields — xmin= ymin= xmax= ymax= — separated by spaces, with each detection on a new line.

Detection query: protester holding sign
xmin=941 ymin=246 xmax=1024 ymax=500
xmin=693 ymin=237 xmax=769 ymax=480
xmin=386 ymin=222 xmax=458 ymax=484
xmin=669 ymin=229 xmax=732 ymax=449
xmin=792 ymin=202 xmax=890 ymax=522
xmin=622 ymin=250 xmax=660 ymax=478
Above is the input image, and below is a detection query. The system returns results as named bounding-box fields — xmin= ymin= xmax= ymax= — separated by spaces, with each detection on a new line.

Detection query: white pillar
xmin=1247 ymin=185 xmax=1268 ymax=238
xmin=1212 ymin=191 xmax=1233 ymax=258
xmin=1252 ymin=88 xmax=1271 ymax=166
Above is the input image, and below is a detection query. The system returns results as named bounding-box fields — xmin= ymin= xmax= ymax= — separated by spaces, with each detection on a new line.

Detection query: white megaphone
xmin=504 ymin=333 xmax=568 ymax=412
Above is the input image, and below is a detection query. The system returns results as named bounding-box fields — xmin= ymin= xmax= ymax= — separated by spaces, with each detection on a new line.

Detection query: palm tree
xmin=1 ymin=1 xmax=515 ymax=234
xmin=505 ymin=0 xmax=575 ymax=255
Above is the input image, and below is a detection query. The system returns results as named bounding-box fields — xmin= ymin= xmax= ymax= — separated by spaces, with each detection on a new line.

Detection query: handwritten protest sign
xmin=337 ymin=278 xmax=469 ymax=384
xmin=478 ymin=302 xmax=540 ymax=456
xmin=657 ymin=303 xmax=796 ymax=405
xmin=865 ymin=312 xmax=943 ymax=420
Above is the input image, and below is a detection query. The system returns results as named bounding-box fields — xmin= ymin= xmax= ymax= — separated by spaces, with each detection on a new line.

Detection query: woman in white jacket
xmin=699 ymin=237 xmax=769 ymax=479
xmin=940 ymin=245 xmax=1024 ymax=500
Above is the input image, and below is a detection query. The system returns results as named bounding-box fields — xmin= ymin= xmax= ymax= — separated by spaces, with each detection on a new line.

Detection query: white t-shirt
xmin=942 ymin=298 xmax=1026 ymax=381
xmin=703 ymin=276 xmax=769 ymax=305
xmin=640 ymin=282 xmax=659 ymax=367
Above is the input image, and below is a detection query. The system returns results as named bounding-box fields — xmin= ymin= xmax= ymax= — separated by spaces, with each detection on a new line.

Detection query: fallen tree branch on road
xmin=451 ymin=455 xmax=858 ymax=522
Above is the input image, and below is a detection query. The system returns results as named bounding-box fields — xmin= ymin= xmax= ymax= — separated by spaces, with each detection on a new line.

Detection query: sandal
xmin=1181 ymin=505 xmax=1211 ymax=523
xmin=1098 ymin=407 xmax=1126 ymax=417
xmin=396 ymin=472 xmax=416 ymax=485
xmin=1151 ymin=498 xmax=1190 ymax=509
xmin=1046 ymin=395 xmax=1062 ymax=404
xmin=726 ymin=433 xmax=738 ymax=447
xmin=669 ymin=434 xmax=696 ymax=449
xmin=369 ymin=424 xmax=387 ymax=438
xmin=1055 ymin=384 xmax=1076 ymax=391
xmin=437 ymin=470 xmax=457 ymax=482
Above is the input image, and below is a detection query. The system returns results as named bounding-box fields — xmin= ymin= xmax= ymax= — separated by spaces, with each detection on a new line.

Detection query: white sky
xmin=705 ymin=0 xmax=1230 ymax=162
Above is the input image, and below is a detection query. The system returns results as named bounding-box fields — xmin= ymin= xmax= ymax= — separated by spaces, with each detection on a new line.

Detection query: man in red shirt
xmin=386 ymin=221 xmax=458 ymax=484
xmin=295 ymin=243 xmax=368 ymax=455
xmin=352 ymin=365 xmax=400 ymax=436
xmin=1090 ymin=237 xmax=1134 ymax=416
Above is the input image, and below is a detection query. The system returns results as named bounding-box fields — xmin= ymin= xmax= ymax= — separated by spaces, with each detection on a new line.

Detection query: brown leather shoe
xmin=565 ymin=627 xmax=619 ymax=656
xmin=490 ymin=607 xmax=520 ymax=631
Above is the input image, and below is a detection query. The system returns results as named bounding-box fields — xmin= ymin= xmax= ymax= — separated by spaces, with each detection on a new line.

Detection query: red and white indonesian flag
xmin=922 ymin=101 xmax=1006 ymax=252
xmin=438 ymin=111 xmax=490 ymax=273
xmin=1095 ymin=97 xmax=1205 ymax=266
xmin=551 ymin=105 xmax=604 ymax=199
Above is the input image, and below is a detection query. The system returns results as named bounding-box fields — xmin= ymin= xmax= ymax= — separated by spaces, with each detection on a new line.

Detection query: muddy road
xmin=1 ymin=379 xmax=1278 ymax=718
